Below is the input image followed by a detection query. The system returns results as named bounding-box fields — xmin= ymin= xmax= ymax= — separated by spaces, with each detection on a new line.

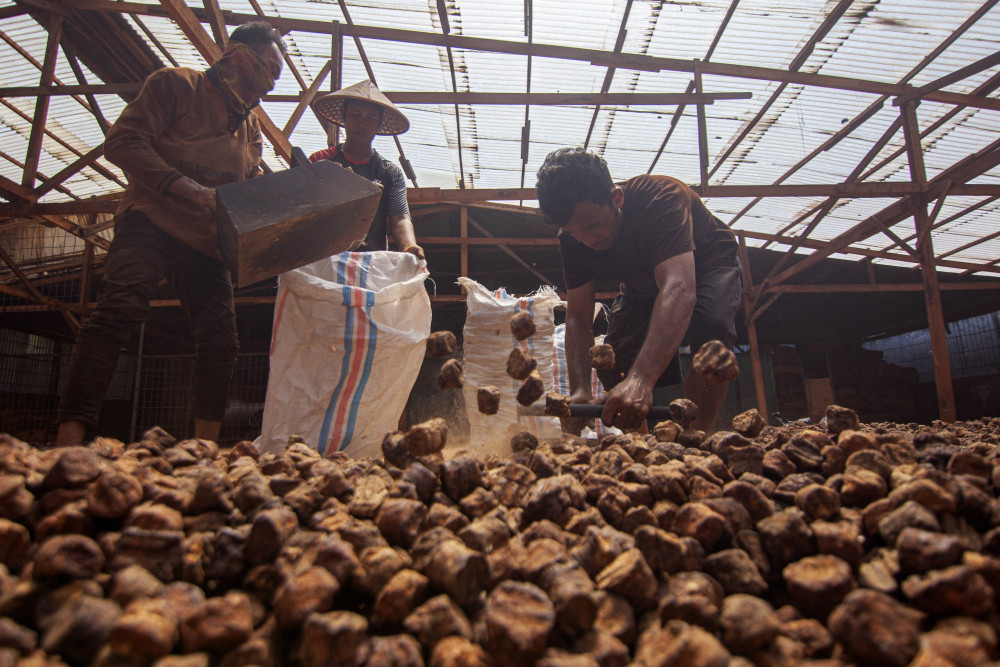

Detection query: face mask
xmin=213 ymin=42 xmax=276 ymax=114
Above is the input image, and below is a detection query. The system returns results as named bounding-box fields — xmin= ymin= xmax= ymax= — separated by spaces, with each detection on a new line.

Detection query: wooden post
xmin=902 ymin=101 xmax=956 ymax=422
xmin=738 ymin=234 xmax=768 ymax=420
xmin=694 ymin=59 xmax=709 ymax=188
xmin=459 ymin=205 xmax=468 ymax=278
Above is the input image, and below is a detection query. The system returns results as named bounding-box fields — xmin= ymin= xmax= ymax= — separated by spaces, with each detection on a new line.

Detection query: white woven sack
xmin=257 ymin=251 xmax=431 ymax=458
xmin=458 ymin=278 xmax=563 ymax=456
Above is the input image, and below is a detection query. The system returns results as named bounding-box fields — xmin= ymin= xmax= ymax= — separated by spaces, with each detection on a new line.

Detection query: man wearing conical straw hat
xmin=310 ymin=80 xmax=424 ymax=260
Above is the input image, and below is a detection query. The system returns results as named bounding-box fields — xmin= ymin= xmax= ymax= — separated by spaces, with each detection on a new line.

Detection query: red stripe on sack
xmin=328 ymin=256 xmax=369 ymax=449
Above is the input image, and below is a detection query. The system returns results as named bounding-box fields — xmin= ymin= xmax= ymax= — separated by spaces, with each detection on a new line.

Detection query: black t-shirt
xmin=308 ymin=145 xmax=409 ymax=251
xmin=560 ymin=175 xmax=738 ymax=297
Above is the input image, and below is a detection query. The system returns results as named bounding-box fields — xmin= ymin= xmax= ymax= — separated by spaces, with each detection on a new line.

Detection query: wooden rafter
xmin=61 ymin=1 xmax=1000 ymax=112
xmin=62 ymin=42 xmax=111 ymax=134
xmin=895 ymin=49 xmax=1000 ymax=108
xmin=736 ymin=228 xmax=997 ymax=276
xmin=707 ymin=0 xmax=854 ymax=180
xmin=281 ymin=60 xmax=332 ymax=137
xmin=22 ymin=12 xmax=62 ymax=189
xmin=760 ymin=136 xmax=1000 ymax=290
xmin=34 ymin=144 xmax=104 ymax=197
xmin=335 ymin=0 xmax=417 ymax=185
xmin=648 ymin=0 xmax=738 ymax=172
xmin=202 ymin=0 xmax=227 ymax=48
xmin=434 ymin=0 xmax=466 ymax=188
xmin=1 ymin=97 xmax=126 ymax=188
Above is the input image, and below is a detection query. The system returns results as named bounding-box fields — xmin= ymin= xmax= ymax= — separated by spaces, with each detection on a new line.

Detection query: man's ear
xmin=612 ymin=186 xmax=625 ymax=208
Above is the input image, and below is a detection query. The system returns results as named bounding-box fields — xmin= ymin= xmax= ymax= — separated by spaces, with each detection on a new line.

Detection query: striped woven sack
xmin=257 ymin=251 xmax=431 ymax=457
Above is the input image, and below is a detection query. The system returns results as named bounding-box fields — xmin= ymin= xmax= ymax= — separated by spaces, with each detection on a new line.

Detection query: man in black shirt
xmin=310 ymin=80 xmax=423 ymax=259
xmin=537 ymin=148 xmax=741 ymax=433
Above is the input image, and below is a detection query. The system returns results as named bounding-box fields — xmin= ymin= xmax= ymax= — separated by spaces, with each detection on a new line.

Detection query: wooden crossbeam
xmin=282 ymin=60 xmax=332 ymax=138
xmin=763 ymin=282 xmax=1000 ymax=294
xmin=41 ymin=215 xmax=111 ymax=250
xmin=265 ymin=91 xmax=753 ymax=105
xmin=762 ymin=137 xmax=1000 ymax=288
xmin=895 ymin=49 xmax=1000 ymax=108
xmin=0 ymin=83 xmax=141 ymax=96
xmin=61 ymin=1 xmax=1000 ymax=112
xmin=34 ymin=144 xmax=105 ymax=197
xmin=466 ymin=215 xmax=558 ymax=286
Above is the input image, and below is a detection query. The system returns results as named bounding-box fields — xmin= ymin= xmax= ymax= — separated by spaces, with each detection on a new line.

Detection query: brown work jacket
xmin=104 ymin=67 xmax=263 ymax=260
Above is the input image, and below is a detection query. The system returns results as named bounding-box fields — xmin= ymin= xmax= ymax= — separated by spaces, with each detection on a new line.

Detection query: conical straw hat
xmin=311 ymin=79 xmax=409 ymax=135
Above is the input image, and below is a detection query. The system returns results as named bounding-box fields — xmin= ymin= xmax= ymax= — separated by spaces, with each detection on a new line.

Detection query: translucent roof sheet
xmin=1 ymin=0 xmax=999 ymax=276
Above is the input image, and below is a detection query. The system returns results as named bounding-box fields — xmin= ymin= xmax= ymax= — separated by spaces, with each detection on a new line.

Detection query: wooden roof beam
xmin=282 ymin=60 xmax=331 ymax=137
xmin=33 ymin=144 xmax=105 ymax=197
xmin=583 ymin=0 xmax=633 ymax=151
xmin=707 ymin=0 xmax=854 ymax=180
xmin=62 ymin=42 xmax=111 ymax=134
xmin=202 ymin=0 xmax=227 ymax=49
xmin=736 ymin=228 xmax=998 ymax=275
xmin=762 ymin=136 xmax=1000 ymax=288
xmin=1 ymin=97 xmax=126 ymax=188
xmin=895 ymin=49 xmax=1000 ymax=108
xmin=647 ymin=0 xmax=737 ymax=171
xmin=63 ymin=1 xmax=1000 ymax=111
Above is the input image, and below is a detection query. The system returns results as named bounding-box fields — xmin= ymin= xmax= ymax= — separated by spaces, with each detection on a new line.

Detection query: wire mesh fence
xmin=864 ymin=311 xmax=1000 ymax=383
xmin=0 ymin=327 xmax=270 ymax=445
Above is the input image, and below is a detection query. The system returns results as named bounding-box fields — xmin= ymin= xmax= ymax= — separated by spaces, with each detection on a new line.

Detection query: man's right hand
xmin=169 ymin=176 xmax=217 ymax=213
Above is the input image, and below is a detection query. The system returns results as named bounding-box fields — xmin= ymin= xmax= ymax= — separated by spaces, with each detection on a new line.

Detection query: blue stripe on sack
xmin=319 ymin=254 xmax=355 ymax=453
xmin=337 ymin=253 xmax=377 ymax=451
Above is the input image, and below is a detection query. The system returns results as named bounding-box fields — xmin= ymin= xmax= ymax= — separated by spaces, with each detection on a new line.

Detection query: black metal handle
xmin=567 ymin=403 xmax=673 ymax=420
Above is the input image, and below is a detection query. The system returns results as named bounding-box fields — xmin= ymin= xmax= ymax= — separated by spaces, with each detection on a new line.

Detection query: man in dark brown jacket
xmin=56 ymin=22 xmax=285 ymax=446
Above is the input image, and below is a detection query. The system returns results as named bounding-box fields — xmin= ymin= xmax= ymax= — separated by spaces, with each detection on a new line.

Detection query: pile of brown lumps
xmin=1 ymin=405 xmax=999 ymax=667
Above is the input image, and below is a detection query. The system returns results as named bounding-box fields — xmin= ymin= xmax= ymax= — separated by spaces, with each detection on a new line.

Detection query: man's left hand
xmin=402 ymin=244 xmax=425 ymax=260
xmin=601 ymin=375 xmax=653 ymax=430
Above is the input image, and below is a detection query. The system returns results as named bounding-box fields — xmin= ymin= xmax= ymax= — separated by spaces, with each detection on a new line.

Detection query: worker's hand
xmin=402 ymin=244 xmax=426 ymax=261
xmin=602 ymin=375 xmax=653 ymax=431
xmin=561 ymin=389 xmax=596 ymax=436
xmin=170 ymin=177 xmax=216 ymax=213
